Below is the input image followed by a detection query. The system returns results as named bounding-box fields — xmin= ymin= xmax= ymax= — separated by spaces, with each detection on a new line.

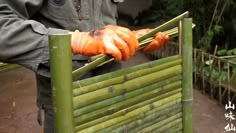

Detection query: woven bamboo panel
xmin=73 ymin=55 xmax=183 ymax=133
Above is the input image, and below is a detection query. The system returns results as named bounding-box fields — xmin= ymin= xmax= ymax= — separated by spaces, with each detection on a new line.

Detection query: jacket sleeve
xmin=0 ymin=1 xmax=69 ymax=72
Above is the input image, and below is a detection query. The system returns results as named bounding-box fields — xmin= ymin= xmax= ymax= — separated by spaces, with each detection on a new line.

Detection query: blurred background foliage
xmin=118 ymin=0 xmax=236 ymax=52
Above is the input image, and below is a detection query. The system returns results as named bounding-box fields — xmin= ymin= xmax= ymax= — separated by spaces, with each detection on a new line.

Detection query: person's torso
xmin=35 ymin=0 xmax=118 ymax=31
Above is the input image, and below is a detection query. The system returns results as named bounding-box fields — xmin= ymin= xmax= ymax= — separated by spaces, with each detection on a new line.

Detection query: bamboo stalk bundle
xmin=73 ymin=59 xmax=181 ymax=95
xmin=74 ymin=82 xmax=181 ymax=125
xmin=73 ymin=75 xmax=181 ymax=117
xmin=159 ymin=123 xmax=183 ymax=133
xmin=128 ymin=111 xmax=181 ymax=133
xmin=73 ymin=65 xmax=182 ymax=109
xmin=75 ymin=89 xmax=181 ymax=130
xmin=151 ymin=118 xmax=182 ymax=133
xmin=99 ymin=103 xmax=182 ymax=133
xmin=135 ymin=113 xmax=182 ymax=133
xmin=73 ymin=55 xmax=180 ymax=88
xmin=75 ymin=93 xmax=181 ymax=132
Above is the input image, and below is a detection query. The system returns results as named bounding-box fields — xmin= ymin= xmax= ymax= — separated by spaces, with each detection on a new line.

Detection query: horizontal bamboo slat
xmin=73 ymin=55 xmax=181 ymax=88
xmin=75 ymin=93 xmax=182 ymax=132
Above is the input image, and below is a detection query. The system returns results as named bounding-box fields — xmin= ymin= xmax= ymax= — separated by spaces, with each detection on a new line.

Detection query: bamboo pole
xmin=74 ymin=75 xmax=181 ymax=117
xmin=218 ymin=59 xmax=222 ymax=104
xmin=73 ymin=55 xmax=181 ymax=89
xmin=150 ymin=118 xmax=182 ymax=133
xmin=201 ymin=51 xmax=205 ymax=93
xmin=227 ymin=62 xmax=230 ymax=101
xmin=182 ymin=18 xmax=193 ymax=133
xmin=179 ymin=21 xmax=183 ymax=55
xmin=48 ymin=34 xmax=74 ymax=133
xmin=73 ymin=65 xmax=182 ymax=109
xmin=128 ymin=109 xmax=181 ymax=133
xmin=156 ymin=121 xmax=182 ymax=133
xmin=75 ymin=94 xmax=182 ymax=132
xmin=138 ymin=11 xmax=189 ymax=42
xmin=74 ymin=82 xmax=181 ymax=125
xmin=73 ymin=59 xmax=181 ymax=95
xmin=75 ymin=88 xmax=182 ymax=130
xmin=194 ymin=49 xmax=197 ymax=87
xmin=136 ymin=113 xmax=182 ymax=133
xmin=102 ymin=103 xmax=182 ymax=133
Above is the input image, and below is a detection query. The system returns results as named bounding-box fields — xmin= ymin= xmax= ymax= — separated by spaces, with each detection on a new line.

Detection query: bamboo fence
xmin=150 ymin=41 xmax=236 ymax=104
xmin=49 ymin=13 xmax=193 ymax=133
xmin=193 ymin=49 xmax=236 ymax=104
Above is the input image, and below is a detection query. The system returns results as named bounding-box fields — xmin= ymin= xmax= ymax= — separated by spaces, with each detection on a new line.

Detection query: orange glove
xmin=133 ymin=29 xmax=169 ymax=53
xmin=70 ymin=25 xmax=139 ymax=61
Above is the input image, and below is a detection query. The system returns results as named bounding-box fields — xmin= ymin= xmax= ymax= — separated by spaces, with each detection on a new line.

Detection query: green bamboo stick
xmin=74 ymin=82 xmax=181 ymax=125
xmin=49 ymin=34 xmax=74 ymax=133
xmin=151 ymin=118 xmax=182 ymax=133
xmin=182 ymin=18 xmax=193 ymax=133
xmin=75 ymin=93 xmax=182 ymax=132
xmin=73 ymin=59 xmax=181 ymax=96
xmin=101 ymin=103 xmax=182 ymax=133
xmin=0 ymin=64 xmax=21 ymax=72
xmin=126 ymin=103 xmax=181 ymax=133
xmin=136 ymin=113 xmax=182 ymax=133
xmin=73 ymin=65 xmax=182 ymax=109
xmin=159 ymin=123 xmax=183 ymax=133
xmin=73 ymin=55 xmax=181 ymax=89
xmin=72 ymin=55 xmax=110 ymax=79
xmin=73 ymin=75 xmax=181 ymax=117
xmin=76 ymin=98 xmax=181 ymax=132
xmin=138 ymin=11 xmax=189 ymax=42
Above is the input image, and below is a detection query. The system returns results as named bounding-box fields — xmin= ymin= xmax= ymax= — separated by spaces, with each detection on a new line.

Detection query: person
xmin=0 ymin=0 xmax=169 ymax=132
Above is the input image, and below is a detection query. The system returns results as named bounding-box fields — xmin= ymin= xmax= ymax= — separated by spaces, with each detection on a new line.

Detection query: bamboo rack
xmin=49 ymin=12 xmax=193 ymax=133
xmin=193 ymin=48 xmax=236 ymax=104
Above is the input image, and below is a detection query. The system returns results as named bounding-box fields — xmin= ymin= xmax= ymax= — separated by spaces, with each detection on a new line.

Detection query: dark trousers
xmin=36 ymin=60 xmax=121 ymax=133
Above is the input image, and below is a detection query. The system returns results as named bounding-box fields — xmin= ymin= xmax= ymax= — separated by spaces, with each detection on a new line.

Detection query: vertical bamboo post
xmin=209 ymin=54 xmax=213 ymax=99
xmin=227 ymin=62 xmax=230 ymax=101
xmin=218 ymin=59 xmax=222 ymax=104
xmin=201 ymin=52 xmax=205 ymax=93
xmin=49 ymin=34 xmax=74 ymax=133
xmin=182 ymin=18 xmax=193 ymax=133
xmin=178 ymin=21 xmax=182 ymax=56
xmin=194 ymin=49 xmax=197 ymax=87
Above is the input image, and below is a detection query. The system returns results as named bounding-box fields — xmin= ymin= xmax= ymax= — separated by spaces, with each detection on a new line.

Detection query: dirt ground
xmin=0 ymin=54 xmax=235 ymax=133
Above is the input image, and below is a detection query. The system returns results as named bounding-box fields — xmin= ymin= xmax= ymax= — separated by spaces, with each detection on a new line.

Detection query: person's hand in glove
xmin=70 ymin=25 xmax=139 ymax=62
xmin=133 ymin=29 xmax=169 ymax=53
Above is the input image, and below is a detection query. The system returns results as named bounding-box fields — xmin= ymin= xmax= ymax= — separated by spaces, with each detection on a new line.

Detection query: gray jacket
xmin=0 ymin=0 xmax=119 ymax=72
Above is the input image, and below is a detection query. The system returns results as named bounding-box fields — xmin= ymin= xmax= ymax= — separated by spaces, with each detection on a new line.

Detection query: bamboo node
xmin=108 ymin=86 xmax=113 ymax=93
xmin=148 ymin=62 xmax=154 ymax=68
xmin=182 ymin=99 xmax=193 ymax=104
xmin=149 ymin=103 xmax=154 ymax=110
xmin=123 ymin=75 xmax=128 ymax=82
xmin=120 ymin=89 xmax=127 ymax=95
xmin=107 ymin=108 xmax=115 ymax=115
